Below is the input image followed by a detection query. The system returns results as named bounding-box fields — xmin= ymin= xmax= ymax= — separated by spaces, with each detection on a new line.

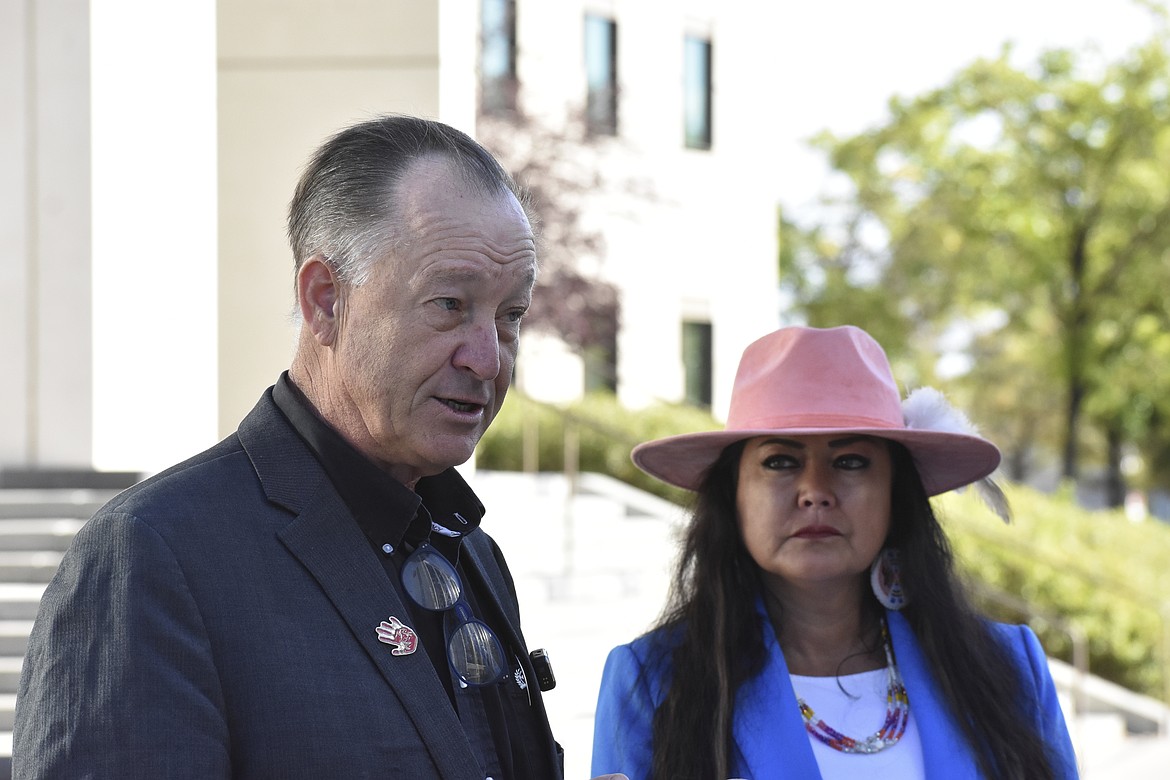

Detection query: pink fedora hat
xmin=631 ymin=325 xmax=1001 ymax=496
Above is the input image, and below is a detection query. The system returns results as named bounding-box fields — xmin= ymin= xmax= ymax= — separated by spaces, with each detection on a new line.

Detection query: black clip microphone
xmin=529 ymin=648 xmax=556 ymax=691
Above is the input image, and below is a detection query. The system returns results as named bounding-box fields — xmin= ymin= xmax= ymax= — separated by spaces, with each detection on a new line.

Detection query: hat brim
xmin=631 ymin=427 xmax=1001 ymax=497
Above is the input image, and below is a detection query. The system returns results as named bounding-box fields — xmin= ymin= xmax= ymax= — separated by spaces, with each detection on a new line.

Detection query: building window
xmin=584 ymin=14 xmax=618 ymax=135
xmin=684 ymin=35 xmax=712 ymax=149
xmin=584 ymin=338 xmax=618 ymax=394
xmin=682 ymin=321 xmax=713 ymax=408
xmin=481 ymin=0 xmax=517 ymax=113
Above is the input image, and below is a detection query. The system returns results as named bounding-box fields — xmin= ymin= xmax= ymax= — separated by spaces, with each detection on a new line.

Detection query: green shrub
xmin=941 ymin=487 xmax=1170 ymax=701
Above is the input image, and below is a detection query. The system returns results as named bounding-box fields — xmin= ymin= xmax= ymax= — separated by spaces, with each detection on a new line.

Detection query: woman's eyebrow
xmin=758 ymin=435 xmax=878 ymax=448
xmin=827 ymin=435 xmax=877 ymax=447
xmin=758 ymin=437 xmax=805 ymax=449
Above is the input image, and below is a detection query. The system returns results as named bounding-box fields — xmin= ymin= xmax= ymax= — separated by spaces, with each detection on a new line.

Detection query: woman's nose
xmin=797 ymin=464 xmax=836 ymax=508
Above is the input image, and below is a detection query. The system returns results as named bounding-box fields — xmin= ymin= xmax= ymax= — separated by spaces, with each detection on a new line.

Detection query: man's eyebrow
xmin=423 ymin=265 xmax=536 ymax=286
xmin=422 ymin=267 xmax=485 ymax=284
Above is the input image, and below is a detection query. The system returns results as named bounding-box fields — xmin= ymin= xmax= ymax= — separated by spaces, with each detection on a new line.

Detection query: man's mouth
xmin=440 ymin=398 xmax=484 ymax=414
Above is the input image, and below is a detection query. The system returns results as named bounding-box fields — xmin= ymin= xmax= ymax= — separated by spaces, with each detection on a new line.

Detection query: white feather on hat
xmin=903 ymin=387 xmax=1011 ymax=523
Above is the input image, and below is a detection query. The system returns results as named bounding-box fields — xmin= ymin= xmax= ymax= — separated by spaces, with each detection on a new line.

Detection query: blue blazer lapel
xmin=887 ymin=611 xmax=981 ymax=779
xmin=733 ymin=609 xmax=823 ymax=780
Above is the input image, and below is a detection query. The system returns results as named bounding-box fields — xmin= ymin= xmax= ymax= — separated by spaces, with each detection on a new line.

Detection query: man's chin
xmin=423 ymin=438 xmax=482 ymax=474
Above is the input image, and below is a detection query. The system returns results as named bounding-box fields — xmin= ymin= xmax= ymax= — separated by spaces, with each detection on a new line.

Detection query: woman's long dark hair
xmin=647 ymin=439 xmax=1056 ymax=780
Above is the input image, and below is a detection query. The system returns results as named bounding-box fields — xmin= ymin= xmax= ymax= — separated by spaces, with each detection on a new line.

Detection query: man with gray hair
xmin=15 ymin=115 xmax=621 ymax=780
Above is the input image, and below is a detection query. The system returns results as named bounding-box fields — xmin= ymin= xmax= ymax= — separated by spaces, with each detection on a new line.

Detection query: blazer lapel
xmin=888 ymin=611 xmax=981 ymax=779
xmin=733 ymin=603 xmax=823 ymax=780
xmin=240 ymin=391 xmax=483 ymax=778
xmin=461 ymin=537 xmax=523 ymax=645
xmin=461 ymin=535 xmax=559 ymax=750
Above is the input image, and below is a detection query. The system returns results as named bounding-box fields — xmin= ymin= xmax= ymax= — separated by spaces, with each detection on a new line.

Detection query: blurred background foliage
xmin=943 ymin=487 xmax=1170 ymax=701
xmin=781 ymin=26 xmax=1170 ymax=507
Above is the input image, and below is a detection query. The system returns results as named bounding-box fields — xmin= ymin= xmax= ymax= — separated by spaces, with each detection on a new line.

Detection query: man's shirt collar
xmin=272 ymin=372 xmax=484 ymax=552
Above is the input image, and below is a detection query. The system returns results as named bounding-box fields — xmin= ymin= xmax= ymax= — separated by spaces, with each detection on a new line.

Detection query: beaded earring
xmin=870 ymin=548 xmax=908 ymax=610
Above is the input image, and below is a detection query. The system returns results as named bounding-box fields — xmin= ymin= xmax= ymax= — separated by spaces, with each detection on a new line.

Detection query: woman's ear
xmin=297 ymin=256 xmax=342 ymax=346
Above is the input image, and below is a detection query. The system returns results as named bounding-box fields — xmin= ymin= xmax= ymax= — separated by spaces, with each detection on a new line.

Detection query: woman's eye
xmin=835 ymin=454 xmax=870 ymax=470
xmin=763 ymin=454 xmax=799 ymax=470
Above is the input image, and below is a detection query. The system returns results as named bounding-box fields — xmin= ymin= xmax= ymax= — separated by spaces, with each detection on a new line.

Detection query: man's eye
xmin=504 ymin=308 xmax=527 ymax=324
xmin=435 ymin=298 xmax=460 ymax=311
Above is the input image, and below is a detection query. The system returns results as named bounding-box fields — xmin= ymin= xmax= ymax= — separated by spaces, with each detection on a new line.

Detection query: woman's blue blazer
xmin=592 ymin=608 xmax=1078 ymax=779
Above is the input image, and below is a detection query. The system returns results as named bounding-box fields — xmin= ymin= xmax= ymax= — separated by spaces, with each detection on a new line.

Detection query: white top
xmin=789 ymin=669 xmax=925 ymax=780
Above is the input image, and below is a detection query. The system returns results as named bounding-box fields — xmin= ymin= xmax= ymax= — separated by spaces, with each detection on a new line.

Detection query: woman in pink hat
xmin=591 ymin=325 xmax=1077 ymax=780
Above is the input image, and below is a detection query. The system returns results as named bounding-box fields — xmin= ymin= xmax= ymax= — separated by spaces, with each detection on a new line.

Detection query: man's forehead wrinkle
xmin=401 ymin=192 xmax=529 ymax=225
xmin=406 ymin=220 xmax=536 ymax=260
xmin=423 ymin=262 xmax=534 ymax=284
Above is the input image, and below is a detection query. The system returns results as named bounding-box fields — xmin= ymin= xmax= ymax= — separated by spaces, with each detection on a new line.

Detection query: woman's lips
xmin=792 ymin=525 xmax=842 ymax=539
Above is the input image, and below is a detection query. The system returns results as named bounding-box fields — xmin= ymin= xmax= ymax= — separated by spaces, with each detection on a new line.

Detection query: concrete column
xmin=216 ymin=0 xmax=447 ymax=437
xmin=90 ymin=0 xmax=219 ymax=475
xmin=0 ymin=0 xmax=93 ymax=473
xmin=0 ymin=0 xmax=33 ymax=467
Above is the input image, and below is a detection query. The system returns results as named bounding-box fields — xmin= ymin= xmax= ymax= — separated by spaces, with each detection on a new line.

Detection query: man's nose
xmin=455 ymin=322 xmax=501 ymax=380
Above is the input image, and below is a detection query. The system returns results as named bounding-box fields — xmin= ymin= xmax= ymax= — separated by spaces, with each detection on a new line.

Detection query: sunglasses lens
xmin=401 ymin=545 xmax=461 ymax=610
xmin=447 ymin=619 xmax=507 ymax=685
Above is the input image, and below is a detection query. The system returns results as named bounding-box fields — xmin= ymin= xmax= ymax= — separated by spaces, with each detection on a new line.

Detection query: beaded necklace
xmin=796 ymin=618 xmax=910 ymax=754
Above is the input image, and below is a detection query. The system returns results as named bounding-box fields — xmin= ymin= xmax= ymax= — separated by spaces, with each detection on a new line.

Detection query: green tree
xmin=783 ymin=30 xmax=1170 ymax=503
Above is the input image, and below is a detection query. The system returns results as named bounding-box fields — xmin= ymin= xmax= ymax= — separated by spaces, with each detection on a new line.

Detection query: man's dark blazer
xmin=13 ymin=389 xmax=561 ymax=778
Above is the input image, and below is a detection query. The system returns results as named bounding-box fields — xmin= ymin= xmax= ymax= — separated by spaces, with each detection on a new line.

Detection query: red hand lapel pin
xmin=376 ymin=616 xmax=419 ymax=656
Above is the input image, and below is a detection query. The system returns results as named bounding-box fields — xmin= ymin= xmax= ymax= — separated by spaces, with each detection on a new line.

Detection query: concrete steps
xmin=0 ymin=659 xmax=21 ymax=693
xmin=0 ymin=492 xmax=111 ymax=780
xmin=0 ymin=520 xmax=85 ymax=552
xmin=0 ymin=553 xmax=64 ymax=585
xmin=0 ymin=586 xmax=44 ymax=621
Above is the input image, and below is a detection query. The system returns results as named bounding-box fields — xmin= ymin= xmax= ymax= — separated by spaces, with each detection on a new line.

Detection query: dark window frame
xmin=584 ymin=14 xmax=618 ymax=136
xmin=480 ymin=0 xmax=518 ymax=114
xmin=682 ymin=320 xmax=713 ymax=408
xmin=683 ymin=35 xmax=713 ymax=150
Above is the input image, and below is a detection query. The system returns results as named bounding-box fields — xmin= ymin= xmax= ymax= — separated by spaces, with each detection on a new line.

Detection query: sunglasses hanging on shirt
xmin=400 ymin=541 xmax=508 ymax=686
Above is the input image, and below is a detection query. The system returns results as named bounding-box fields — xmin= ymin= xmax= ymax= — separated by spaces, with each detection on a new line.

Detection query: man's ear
xmin=297 ymin=255 xmax=342 ymax=346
